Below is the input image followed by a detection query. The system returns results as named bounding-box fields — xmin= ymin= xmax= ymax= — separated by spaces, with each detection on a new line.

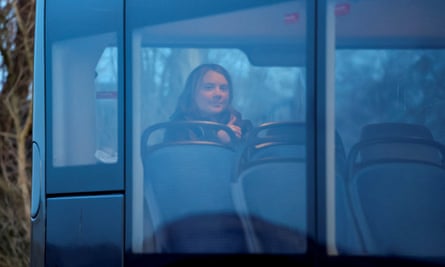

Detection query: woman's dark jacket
xmin=164 ymin=109 xmax=252 ymax=145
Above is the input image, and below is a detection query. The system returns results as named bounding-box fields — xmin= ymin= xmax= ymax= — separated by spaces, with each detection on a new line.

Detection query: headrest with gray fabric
xmin=359 ymin=122 xmax=442 ymax=164
xmin=360 ymin=122 xmax=433 ymax=141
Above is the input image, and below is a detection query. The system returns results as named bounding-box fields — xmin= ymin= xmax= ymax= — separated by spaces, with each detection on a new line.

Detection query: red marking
xmin=335 ymin=3 xmax=350 ymax=16
xmin=96 ymin=91 xmax=117 ymax=99
xmin=284 ymin=12 xmax=299 ymax=24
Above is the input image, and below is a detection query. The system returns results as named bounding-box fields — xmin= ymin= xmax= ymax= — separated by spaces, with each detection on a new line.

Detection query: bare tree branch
xmin=0 ymin=0 xmax=35 ymax=266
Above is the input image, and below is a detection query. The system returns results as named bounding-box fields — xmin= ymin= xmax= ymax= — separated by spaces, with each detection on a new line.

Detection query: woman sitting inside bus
xmin=165 ymin=63 xmax=252 ymax=144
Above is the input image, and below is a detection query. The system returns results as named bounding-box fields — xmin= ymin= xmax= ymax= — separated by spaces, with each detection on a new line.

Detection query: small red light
xmin=284 ymin=12 xmax=299 ymax=24
xmin=335 ymin=3 xmax=350 ymax=16
xmin=96 ymin=91 xmax=117 ymax=99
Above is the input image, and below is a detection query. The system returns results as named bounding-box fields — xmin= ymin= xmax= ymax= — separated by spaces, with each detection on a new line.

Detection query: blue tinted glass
xmin=128 ymin=0 xmax=308 ymax=254
xmin=333 ymin=0 xmax=445 ymax=259
xmin=46 ymin=0 xmax=123 ymax=193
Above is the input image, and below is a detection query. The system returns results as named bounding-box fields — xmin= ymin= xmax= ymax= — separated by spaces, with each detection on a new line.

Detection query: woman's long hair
xmin=170 ymin=63 xmax=240 ymax=123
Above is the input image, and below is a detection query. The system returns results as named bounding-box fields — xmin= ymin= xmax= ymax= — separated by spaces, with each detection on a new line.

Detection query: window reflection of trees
xmin=138 ymin=48 xmax=306 ymax=129
xmin=336 ymin=50 xmax=445 ymax=152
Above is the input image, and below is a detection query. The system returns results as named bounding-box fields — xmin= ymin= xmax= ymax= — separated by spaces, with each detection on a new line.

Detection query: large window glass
xmin=46 ymin=0 xmax=123 ymax=193
xmin=128 ymin=0 xmax=309 ymax=254
xmin=51 ymin=38 xmax=118 ymax=166
xmin=332 ymin=0 xmax=445 ymax=259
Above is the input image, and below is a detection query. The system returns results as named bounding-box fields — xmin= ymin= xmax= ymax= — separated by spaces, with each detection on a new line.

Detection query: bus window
xmin=46 ymin=0 xmax=123 ymax=194
xmin=332 ymin=0 xmax=445 ymax=259
xmin=128 ymin=0 xmax=308 ymax=254
xmin=51 ymin=37 xmax=118 ymax=167
xmin=95 ymin=47 xmax=118 ymax=164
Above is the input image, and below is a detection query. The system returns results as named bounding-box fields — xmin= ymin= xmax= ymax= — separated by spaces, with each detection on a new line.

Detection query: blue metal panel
xmin=46 ymin=195 xmax=124 ymax=266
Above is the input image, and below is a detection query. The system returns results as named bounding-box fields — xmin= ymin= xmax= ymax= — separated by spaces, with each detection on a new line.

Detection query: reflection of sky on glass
xmin=95 ymin=47 xmax=118 ymax=84
xmin=335 ymin=49 xmax=445 ymax=151
xmin=94 ymin=47 xmax=118 ymax=159
xmin=135 ymin=48 xmax=306 ymax=127
xmin=154 ymin=49 xmax=171 ymax=87
xmin=208 ymin=49 xmax=305 ymax=123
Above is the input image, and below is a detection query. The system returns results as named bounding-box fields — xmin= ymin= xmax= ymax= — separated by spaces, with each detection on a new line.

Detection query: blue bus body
xmin=31 ymin=0 xmax=445 ymax=266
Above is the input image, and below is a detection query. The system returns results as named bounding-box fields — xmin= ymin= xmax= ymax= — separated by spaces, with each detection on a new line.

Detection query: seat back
xmin=335 ymin=131 xmax=363 ymax=254
xmin=359 ymin=122 xmax=442 ymax=163
xmin=141 ymin=121 xmax=239 ymax=252
xmin=232 ymin=121 xmax=307 ymax=253
xmin=347 ymin=122 xmax=445 ymax=256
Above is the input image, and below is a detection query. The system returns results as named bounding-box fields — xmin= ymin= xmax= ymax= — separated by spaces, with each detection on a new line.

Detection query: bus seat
xmin=245 ymin=121 xmax=305 ymax=160
xmin=232 ymin=121 xmax=307 ymax=253
xmin=347 ymin=122 xmax=445 ymax=257
xmin=140 ymin=121 xmax=240 ymax=253
xmin=335 ymin=130 xmax=363 ymax=254
xmin=359 ymin=122 xmax=442 ymax=163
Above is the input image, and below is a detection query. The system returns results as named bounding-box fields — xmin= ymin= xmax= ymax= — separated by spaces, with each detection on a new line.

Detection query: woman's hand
xmin=217 ymin=130 xmax=231 ymax=144
xmin=217 ymin=115 xmax=241 ymax=143
xmin=227 ymin=115 xmax=241 ymax=138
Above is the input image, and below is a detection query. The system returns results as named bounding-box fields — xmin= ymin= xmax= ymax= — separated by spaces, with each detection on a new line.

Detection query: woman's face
xmin=194 ymin=70 xmax=230 ymax=118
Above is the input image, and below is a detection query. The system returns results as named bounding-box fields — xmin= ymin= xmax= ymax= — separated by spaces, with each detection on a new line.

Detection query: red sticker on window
xmin=96 ymin=91 xmax=117 ymax=99
xmin=335 ymin=3 xmax=350 ymax=16
xmin=284 ymin=12 xmax=299 ymax=24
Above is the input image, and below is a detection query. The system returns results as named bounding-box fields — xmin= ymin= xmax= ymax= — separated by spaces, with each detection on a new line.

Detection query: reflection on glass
xmin=51 ymin=34 xmax=118 ymax=167
xmin=130 ymin=0 xmax=307 ymax=254
xmin=333 ymin=0 xmax=445 ymax=257
xmin=95 ymin=47 xmax=118 ymax=164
